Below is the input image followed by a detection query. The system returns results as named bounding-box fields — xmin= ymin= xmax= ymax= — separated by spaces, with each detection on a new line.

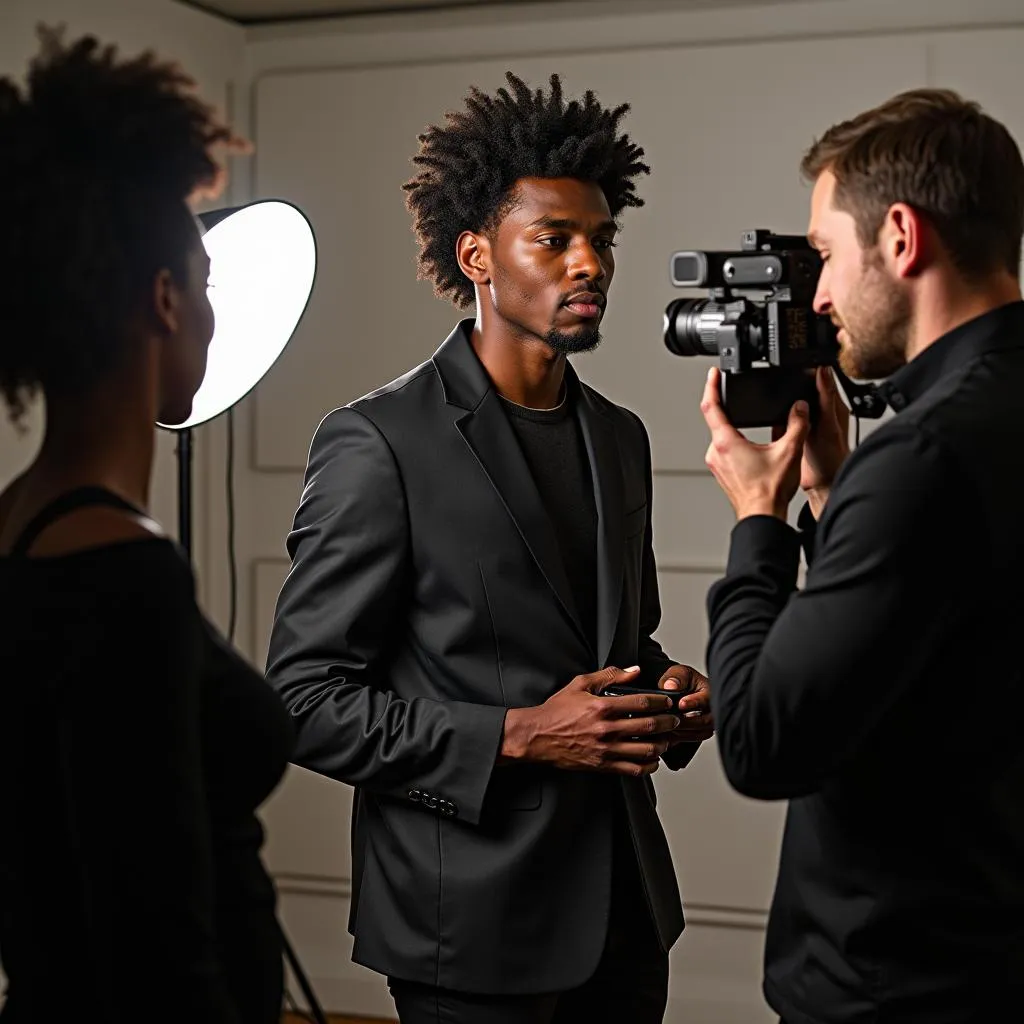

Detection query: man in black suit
xmin=266 ymin=72 xmax=713 ymax=1024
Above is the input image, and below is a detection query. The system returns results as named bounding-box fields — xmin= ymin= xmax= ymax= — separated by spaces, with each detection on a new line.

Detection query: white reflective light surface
xmin=160 ymin=200 xmax=316 ymax=430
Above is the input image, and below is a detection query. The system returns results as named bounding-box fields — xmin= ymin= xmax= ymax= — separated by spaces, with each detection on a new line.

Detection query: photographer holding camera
xmin=697 ymin=89 xmax=1024 ymax=1024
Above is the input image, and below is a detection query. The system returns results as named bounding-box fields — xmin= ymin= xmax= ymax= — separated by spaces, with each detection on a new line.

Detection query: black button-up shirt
xmin=707 ymin=300 xmax=1024 ymax=1023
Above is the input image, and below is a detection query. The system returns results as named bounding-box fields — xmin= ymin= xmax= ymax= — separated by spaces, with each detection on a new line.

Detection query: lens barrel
xmin=663 ymin=298 xmax=725 ymax=357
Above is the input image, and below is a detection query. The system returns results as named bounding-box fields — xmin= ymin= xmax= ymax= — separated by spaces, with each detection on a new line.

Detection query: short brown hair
xmin=801 ymin=88 xmax=1024 ymax=279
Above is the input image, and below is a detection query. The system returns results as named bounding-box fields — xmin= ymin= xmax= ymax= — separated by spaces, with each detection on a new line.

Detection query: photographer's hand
xmin=801 ymin=367 xmax=851 ymax=520
xmin=701 ymin=367 xmax=809 ymax=521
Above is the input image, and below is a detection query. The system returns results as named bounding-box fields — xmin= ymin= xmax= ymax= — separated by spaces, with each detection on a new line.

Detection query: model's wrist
xmin=498 ymin=707 xmax=536 ymax=764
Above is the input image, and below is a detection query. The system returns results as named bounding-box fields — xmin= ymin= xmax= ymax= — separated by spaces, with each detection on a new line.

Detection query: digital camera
xmin=663 ymin=228 xmax=884 ymax=427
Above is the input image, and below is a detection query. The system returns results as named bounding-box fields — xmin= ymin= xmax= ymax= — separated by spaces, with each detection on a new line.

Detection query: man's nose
xmin=813 ymin=281 xmax=831 ymax=316
xmin=569 ymin=241 xmax=605 ymax=280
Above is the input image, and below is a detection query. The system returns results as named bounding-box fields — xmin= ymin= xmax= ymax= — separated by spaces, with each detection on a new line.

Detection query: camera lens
xmin=663 ymin=298 xmax=724 ymax=357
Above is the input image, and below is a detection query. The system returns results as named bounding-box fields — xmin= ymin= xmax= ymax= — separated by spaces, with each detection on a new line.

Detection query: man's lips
xmin=563 ymin=293 xmax=604 ymax=319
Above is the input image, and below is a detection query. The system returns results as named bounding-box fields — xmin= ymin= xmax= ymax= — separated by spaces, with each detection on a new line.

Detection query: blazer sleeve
xmin=265 ymin=406 xmax=507 ymax=826
xmin=629 ymin=412 xmax=702 ymax=773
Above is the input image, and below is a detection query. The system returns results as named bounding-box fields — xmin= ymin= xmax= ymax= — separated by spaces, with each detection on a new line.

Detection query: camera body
xmin=664 ymin=228 xmax=839 ymax=428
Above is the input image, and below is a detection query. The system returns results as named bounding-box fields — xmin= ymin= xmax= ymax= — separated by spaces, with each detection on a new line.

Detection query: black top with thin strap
xmin=0 ymin=487 xmax=294 ymax=1023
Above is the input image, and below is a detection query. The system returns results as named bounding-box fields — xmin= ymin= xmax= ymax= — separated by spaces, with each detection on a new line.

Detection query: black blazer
xmin=266 ymin=321 xmax=698 ymax=994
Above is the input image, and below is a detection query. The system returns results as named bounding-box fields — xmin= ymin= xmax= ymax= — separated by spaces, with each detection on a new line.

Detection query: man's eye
xmin=595 ymin=239 xmax=618 ymax=250
xmin=538 ymin=237 xmax=566 ymax=247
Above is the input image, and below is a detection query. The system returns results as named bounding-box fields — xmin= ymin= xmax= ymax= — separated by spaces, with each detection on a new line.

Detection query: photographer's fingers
xmin=819 ymin=367 xmax=851 ymax=433
xmin=816 ymin=366 xmax=833 ymax=404
xmin=784 ymin=399 xmax=811 ymax=452
xmin=700 ymin=367 xmax=742 ymax=443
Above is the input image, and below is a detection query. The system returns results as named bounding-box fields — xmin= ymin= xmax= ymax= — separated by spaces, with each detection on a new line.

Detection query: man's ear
xmin=456 ymin=230 xmax=492 ymax=287
xmin=881 ymin=203 xmax=928 ymax=279
xmin=151 ymin=268 xmax=181 ymax=337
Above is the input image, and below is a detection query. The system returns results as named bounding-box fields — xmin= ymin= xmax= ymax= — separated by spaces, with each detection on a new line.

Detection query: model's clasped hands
xmin=501 ymin=664 xmax=712 ymax=776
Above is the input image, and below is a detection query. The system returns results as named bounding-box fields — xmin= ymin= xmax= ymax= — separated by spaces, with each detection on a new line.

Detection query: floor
xmin=282 ymin=1013 xmax=396 ymax=1024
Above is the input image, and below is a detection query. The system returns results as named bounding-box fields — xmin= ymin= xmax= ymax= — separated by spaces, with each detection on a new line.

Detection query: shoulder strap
xmin=9 ymin=486 xmax=143 ymax=557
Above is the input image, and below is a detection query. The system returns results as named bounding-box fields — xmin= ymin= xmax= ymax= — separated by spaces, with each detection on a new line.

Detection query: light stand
xmin=159 ymin=198 xmax=325 ymax=1024
xmin=176 ymin=428 xmax=193 ymax=558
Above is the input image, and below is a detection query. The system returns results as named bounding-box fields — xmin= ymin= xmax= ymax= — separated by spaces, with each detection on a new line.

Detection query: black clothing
xmin=495 ymin=391 xmax=660 ymax=1018
xmin=266 ymin=321 xmax=696 ymax=996
xmin=388 ymin=833 xmax=668 ymax=1024
xmin=707 ymin=301 xmax=1024 ymax=1023
xmin=500 ymin=392 xmax=599 ymax=652
xmin=0 ymin=487 xmax=293 ymax=1023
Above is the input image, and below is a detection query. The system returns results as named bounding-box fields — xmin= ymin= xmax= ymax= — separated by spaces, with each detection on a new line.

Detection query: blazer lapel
xmin=455 ymin=393 xmax=591 ymax=651
xmin=434 ymin=321 xmax=592 ymax=652
xmin=574 ymin=377 xmax=625 ymax=669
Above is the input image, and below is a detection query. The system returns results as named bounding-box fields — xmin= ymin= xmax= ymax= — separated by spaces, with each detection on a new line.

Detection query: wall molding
xmin=654 ymin=468 xmax=714 ymax=478
xmin=250 ymin=544 xmax=724 ymax=593
xmin=252 ymin=559 xmax=285 ymax=670
xmin=659 ymin=563 xmax=726 ymax=576
xmin=244 ymin=0 xmax=1024 ymax=76
xmin=277 ymin=872 xmax=352 ymax=899
xmin=274 ymin=872 xmax=768 ymax=931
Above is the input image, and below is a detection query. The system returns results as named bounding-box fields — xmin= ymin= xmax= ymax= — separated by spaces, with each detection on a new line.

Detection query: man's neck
xmin=906 ymin=271 xmax=1022 ymax=363
xmin=470 ymin=316 xmax=567 ymax=410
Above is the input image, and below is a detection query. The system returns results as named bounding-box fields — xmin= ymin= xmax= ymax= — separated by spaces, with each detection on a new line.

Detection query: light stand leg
xmin=281 ymin=925 xmax=329 ymax=1024
xmin=174 ymin=425 xmax=328 ymax=1024
xmin=176 ymin=427 xmax=193 ymax=559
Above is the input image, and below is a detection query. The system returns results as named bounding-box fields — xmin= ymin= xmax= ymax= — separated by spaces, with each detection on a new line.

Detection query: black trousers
xmin=388 ymin=823 xmax=669 ymax=1024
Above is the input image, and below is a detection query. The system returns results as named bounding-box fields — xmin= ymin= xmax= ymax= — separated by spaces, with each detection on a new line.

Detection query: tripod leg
xmin=280 ymin=922 xmax=329 ymax=1024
